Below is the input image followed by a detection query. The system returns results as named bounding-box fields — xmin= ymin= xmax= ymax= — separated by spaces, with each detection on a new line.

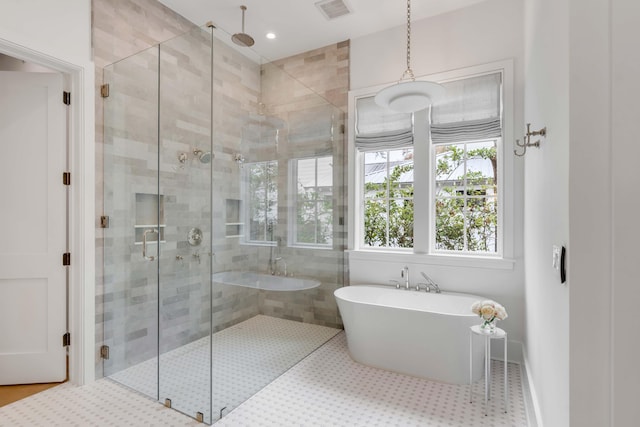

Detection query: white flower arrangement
xmin=471 ymin=300 xmax=508 ymax=330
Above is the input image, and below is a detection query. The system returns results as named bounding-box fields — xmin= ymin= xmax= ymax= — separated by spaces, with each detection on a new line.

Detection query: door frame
xmin=0 ymin=38 xmax=95 ymax=385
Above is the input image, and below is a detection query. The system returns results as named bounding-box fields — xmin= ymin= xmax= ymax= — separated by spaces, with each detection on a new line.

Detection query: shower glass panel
xmin=102 ymin=44 xmax=160 ymax=401
xmin=158 ymin=26 xmax=213 ymax=423
xmin=104 ymin=21 xmax=345 ymax=425
xmin=208 ymin=26 xmax=346 ymax=421
xmin=103 ymin=24 xmax=213 ymax=423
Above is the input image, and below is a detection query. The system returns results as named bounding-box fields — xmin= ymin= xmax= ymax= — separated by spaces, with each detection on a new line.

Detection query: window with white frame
xmin=291 ymin=156 xmax=333 ymax=247
xmin=363 ymin=148 xmax=414 ymax=248
xmin=434 ymin=140 xmax=498 ymax=253
xmin=355 ymin=71 xmax=503 ymax=256
xmin=244 ymin=160 xmax=278 ymax=243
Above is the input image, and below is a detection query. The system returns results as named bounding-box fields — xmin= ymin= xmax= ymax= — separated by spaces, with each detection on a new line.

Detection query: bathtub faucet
xmin=274 ymin=257 xmax=287 ymax=276
xmin=401 ymin=266 xmax=410 ymax=290
xmin=420 ymin=272 xmax=441 ymax=293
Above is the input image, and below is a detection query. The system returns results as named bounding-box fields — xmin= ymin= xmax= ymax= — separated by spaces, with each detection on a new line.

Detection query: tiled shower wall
xmin=93 ymin=0 xmax=198 ymax=379
xmin=93 ymin=0 xmax=349 ymax=378
xmin=251 ymin=43 xmax=350 ymax=328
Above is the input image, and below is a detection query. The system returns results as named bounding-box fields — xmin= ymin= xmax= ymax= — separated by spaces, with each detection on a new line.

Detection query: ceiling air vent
xmin=315 ymin=0 xmax=351 ymax=20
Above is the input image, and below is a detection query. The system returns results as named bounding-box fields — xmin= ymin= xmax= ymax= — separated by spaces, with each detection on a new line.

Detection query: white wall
xmin=527 ymin=0 xmax=640 ymax=425
xmin=569 ymin=0 xmax=640 ymax=426
xmin=610 ymin=2 xmax=640 ymax=423
xmin=0 ymin=0 xmax=95 ymax=384
xmin=567 ymin=1 xmax=611 ymax=424
xmin=0 ymin=0 xmax=91 ymax=66
xmin=523 ymin=0 xmax=570 ymax=424
xmin=349 ymin=0 xmax=526 ymax=350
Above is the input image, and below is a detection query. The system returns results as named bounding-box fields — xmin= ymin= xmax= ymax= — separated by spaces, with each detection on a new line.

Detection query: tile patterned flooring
xmin=0 ymin=317 xmax=531 ymax=426
xmin=109 ymin=315 xmax=341 ymax=423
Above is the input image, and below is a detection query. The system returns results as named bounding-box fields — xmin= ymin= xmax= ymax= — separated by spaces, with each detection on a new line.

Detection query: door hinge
xmin=100 ymin=84 xmax=110 ymax=98
xmin=100 ymin=215 xmax=110 ymax=228
xmin=62 ymin=252 xmax=71 ymax=266
xmin=63 ymin=172 xmax=71 ymax=186
xmin=100 ymin=345 xmax=110 ymax=360
xmin=62 ymin=332 xmax=71 ymax=347
xmin=63 ymin=91 xmax=71 ymax=105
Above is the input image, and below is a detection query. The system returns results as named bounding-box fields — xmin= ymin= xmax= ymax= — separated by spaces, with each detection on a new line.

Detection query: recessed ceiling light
xmin=266 ymin=32 xmax=276 ymax=40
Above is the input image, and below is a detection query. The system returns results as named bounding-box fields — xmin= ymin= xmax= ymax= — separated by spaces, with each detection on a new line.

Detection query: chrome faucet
xmin=274 ymin=257 xmax=287 ymax=276
xmin=420 ymin=272 xmax=441 ymax=293
xmin=401 ymin=266 xmax=410 ymax=290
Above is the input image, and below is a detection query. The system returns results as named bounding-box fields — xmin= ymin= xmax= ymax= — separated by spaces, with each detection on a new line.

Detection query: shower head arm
xmin=241 ymin=5 xmax=247 ymax=32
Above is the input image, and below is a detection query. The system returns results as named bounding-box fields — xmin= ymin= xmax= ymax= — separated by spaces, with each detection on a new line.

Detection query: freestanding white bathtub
xmin=334 ymin=285 xmax=485 ymax=384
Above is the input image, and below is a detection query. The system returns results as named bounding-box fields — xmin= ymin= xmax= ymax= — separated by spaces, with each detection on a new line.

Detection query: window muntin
xmin=244 ymin=160 xmax=278 ymax=244
xmin=292 ymin=156 xmax=333 ymax=247
xmin=362 ymin=148 xmax=414 ymax=249
xmin=434 ymin=140 xmax=498 ymax=253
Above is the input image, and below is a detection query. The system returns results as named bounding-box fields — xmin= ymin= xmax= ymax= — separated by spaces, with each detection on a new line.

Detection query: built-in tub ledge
xmin=212 ymin=271 xmax=321 ymax=291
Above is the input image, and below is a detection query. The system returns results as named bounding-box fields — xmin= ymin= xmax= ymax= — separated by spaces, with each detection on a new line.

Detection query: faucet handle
xmin=416 ymin=282 xmax=430 ymax=292
xmin=389 ymin=280 xmax=401 ymax=289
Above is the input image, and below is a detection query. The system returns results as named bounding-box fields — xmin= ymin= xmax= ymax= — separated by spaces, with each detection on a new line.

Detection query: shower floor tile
xmin=108 ymin=315 xmax=341 ymax=422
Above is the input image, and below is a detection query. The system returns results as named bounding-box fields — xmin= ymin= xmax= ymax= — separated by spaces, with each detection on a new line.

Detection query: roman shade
xmin=430 ymin=72 xmax=502 ymax=144
xmin=354 ymin=96 xmax=413 ymax=151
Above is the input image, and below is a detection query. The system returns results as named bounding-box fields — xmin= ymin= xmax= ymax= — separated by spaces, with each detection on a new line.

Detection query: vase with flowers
xmin=471 ymin=300 xmax=508 ymax=333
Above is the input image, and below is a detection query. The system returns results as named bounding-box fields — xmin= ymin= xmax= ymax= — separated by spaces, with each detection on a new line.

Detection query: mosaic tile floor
xmin=0 ymin=379 xmax=198 ymax=426
xmin=0 ymin=320 xmax=531 ymax=426
xmin=109 ymin=315 xmax=341 ymax=423
xmin=218 ymin=332 xmax=529 ymax=427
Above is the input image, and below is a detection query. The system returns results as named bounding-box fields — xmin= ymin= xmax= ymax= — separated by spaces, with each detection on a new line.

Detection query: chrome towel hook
xmin=514 ymin=123 xmax=547 ymax=156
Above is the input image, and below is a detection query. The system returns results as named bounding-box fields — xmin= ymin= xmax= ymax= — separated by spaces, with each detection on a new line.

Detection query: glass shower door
xmin=157 ymin=25 xmax=213 ymax=423
xmin=103 ymin=25 xmax=214 ymax=424
xmin=102 ymin=44 xmax=160 ymax=400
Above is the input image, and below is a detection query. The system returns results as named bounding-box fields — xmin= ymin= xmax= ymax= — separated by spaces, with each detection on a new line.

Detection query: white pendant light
xmin=374 ymin=0 xmax=444 ymax=113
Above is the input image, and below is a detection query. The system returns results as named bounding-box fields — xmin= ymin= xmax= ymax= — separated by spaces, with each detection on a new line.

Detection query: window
xmin=353 ymin=68 xmax=507 ymax=258
xmin=244 ymin=160 xmax=278 ymax=243
xmin=363 ymin=149 xmax=414 ymax=248
xmin=434 ymin=141 xmax=498 ymax=253
xmin=291 ymin=156 xmax=333 ymax=247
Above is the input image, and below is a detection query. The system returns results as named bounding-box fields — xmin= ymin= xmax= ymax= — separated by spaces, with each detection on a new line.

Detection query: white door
xmin=0 ymin=71 xmax=67 ymax=384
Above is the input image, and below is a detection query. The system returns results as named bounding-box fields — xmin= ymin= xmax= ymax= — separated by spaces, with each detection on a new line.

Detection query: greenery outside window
xmin=244 ymin=160 xmax=278 ymax=244
xmin=291 ymin=156 xmax=333 ymax=247
xmin=434 ymin=141 xmax=498 ymax=253
xmin=363 ymin=149 xmax=414 ymax=249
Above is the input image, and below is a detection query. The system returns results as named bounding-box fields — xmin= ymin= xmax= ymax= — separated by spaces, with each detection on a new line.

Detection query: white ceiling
xmin=158 ymin=0 xmax=489 ymax=61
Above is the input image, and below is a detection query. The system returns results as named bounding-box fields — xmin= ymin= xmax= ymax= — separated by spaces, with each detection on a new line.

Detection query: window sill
xmin=347 ymin=249 xmax=515 ymax=270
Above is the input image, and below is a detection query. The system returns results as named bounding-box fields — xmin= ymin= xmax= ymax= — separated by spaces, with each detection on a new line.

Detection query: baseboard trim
xmin=521 ymin=343 xmax=544 ymax=427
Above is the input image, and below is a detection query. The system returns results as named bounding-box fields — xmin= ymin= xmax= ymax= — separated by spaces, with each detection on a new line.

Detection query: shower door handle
xmin=142 ymin=228 xmax=158 ymax=261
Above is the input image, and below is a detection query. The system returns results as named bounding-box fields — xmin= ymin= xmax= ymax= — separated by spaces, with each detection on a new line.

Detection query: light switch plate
xmin=552 ymin=245 xmax=561 ymax=271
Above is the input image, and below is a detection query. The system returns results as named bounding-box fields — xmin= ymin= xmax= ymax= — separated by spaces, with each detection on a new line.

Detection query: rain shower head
xmin=232 ymin=5 xmax=255 ymax=47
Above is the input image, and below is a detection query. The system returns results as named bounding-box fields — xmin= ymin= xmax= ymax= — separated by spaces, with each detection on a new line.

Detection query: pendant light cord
xmin=400 ymin=0 xmax=416 ymax=82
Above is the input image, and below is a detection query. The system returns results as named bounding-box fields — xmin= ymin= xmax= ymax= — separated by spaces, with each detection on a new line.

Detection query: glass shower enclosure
xmin=102 ymin=24 xmax=346 ymax=424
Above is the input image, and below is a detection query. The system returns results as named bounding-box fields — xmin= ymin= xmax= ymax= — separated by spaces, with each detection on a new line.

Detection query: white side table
xmin=469 ymin=325 xmax=508 ymax=416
